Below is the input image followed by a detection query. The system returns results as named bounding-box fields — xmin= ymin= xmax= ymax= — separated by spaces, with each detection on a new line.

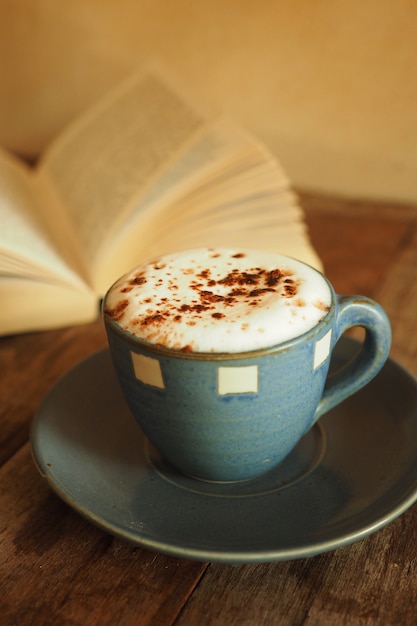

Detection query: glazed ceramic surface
xmin=31 ymin=338 xmax=417 ymax=564
xmin=104 ymin=285 xmax=391 ymax=481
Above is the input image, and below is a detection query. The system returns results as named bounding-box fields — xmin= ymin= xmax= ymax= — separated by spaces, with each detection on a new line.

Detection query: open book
xmin=0 ymin=63 xmax=322 ymax=335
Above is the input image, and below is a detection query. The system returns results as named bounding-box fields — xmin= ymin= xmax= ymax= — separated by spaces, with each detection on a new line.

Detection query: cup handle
xmin=314 ymin=295 xmax=392 ymax=420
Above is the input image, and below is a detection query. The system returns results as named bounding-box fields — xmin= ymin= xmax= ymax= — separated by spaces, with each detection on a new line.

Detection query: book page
xmin=143 ymin=179 xmax=319 ymax=268
xmin=0 ymin=149 xmax=89 ymax=289
xmin=93 ymin=125 xmax=322 ymax=292
xmin=0 ymin=276 xmax=98 ymax=335
xmin=37 ymin=64 xmax=211 ymax=276
xmin=105 ymin=119 xmax=278 ymax=242
xmin=91 ymin=118 xmax=298 ymax=290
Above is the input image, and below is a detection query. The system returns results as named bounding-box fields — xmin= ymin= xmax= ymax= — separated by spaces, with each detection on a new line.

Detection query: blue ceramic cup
xmin=103 ymin=255 xmax=391 ymax=482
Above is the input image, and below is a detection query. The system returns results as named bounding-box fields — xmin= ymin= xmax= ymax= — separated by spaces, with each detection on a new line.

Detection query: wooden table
xmin=1 ymin=195 xmax=417 ymax=625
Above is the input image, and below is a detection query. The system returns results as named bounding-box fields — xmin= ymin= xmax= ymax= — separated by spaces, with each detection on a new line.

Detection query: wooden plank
xmin=176 ymin=509 xmax=417 ymax=625
xmin=303 ymin=203 xmax=415 ymax=297
xmin=298 ymin=189 xmax=417 ymax=220
xmin=0 ymin=444 xmax=207 ymax=626
xmin=0 ymin=320 xmax=107 ymax=466
xmin=374 ymin=221 xmax=417 ymax=376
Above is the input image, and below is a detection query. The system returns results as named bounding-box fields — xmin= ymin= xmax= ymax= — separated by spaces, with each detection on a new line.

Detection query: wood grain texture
xmin=0 ymin=322 xmax=107 ymax=467
xmin=374 ymin=222 xmax=417 ymax=376
xmin=1 ymin=194 xmax=417 ymax=625
xmin=0 ymin=445 xmax=207 ymax=626
xmin=177 ymin=510 xmax=417 ymax=626
xmin=301 ymin=193 xmax=415 ymax=297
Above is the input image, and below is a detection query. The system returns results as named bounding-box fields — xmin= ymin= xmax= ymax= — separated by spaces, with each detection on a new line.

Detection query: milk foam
xmin=104 ymin=248 xmax=332 ymax=352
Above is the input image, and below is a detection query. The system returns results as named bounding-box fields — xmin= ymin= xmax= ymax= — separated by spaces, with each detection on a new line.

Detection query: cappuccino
xmin=103 ymin=248 xmax=332 ymax=353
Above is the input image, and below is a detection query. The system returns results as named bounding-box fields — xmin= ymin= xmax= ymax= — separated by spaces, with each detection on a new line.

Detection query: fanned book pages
xmin=0 ymin=62 xmax=322 ymax=335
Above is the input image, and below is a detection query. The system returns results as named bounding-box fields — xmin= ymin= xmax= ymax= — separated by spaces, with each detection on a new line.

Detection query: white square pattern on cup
xmin=130 ymin=331 xmax=331 ymax=396
xmin=131 ymin=352 xmax=165 ymax=389
xmin=313 ymin=329 xmax=332 ymax=370
xmin=218 ymin=365 xmax=259 ymax=395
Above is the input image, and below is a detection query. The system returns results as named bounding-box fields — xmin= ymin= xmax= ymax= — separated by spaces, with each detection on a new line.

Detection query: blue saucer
xmin=31 ymin=337 xmax=417 ymax=563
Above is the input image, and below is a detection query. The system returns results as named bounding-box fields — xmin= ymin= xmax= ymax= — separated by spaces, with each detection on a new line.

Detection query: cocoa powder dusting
xmin=129 ymin=274 xmax=147 ymax=286
xmin=111 ymin=252 xmax=305 ymax=350
xmin=293 ymin=298 xmax=306 ymax=307
xmin=249 ymin=288 xmax=276 ymax=297
xmin=267 ymin=269 xmax=282 ymax=286
xmin=105 ymin=250 xmax=332 ymax=352
xmin=103 ymin=299 xmax=129 ymax=322
xmin=314 ymin=299 xmax=331 ymax=312
xmin=129 ymin=260 xmax=301 ymax=337
xmin=284 ymin=283 xmax=297 ymax=297
xmin=142 ymin=313 xmax=167 ymax=326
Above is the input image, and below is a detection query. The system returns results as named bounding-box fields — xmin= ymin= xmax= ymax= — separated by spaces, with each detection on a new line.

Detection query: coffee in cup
xmin=103 ymin=248 xmax=391 ymax=482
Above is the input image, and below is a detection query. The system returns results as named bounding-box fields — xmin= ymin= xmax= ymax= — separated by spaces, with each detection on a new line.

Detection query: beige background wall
xmin=1 ymin=0 xmax=416 ymax=204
